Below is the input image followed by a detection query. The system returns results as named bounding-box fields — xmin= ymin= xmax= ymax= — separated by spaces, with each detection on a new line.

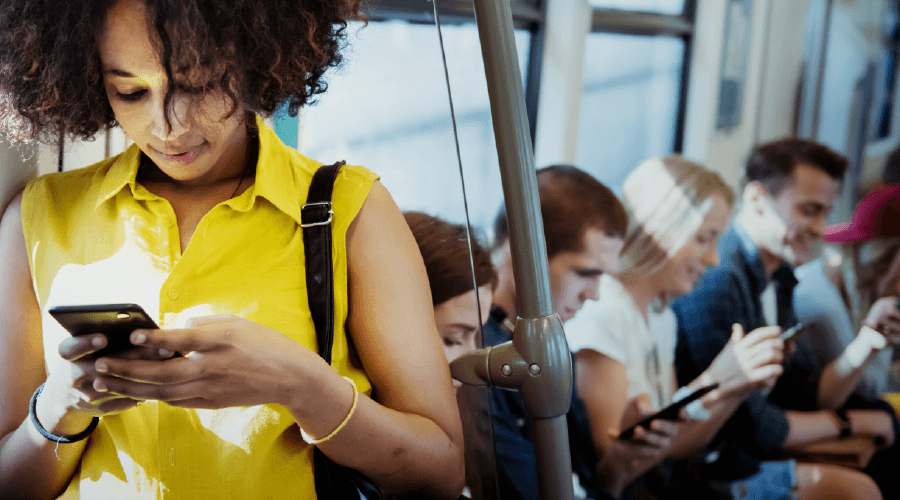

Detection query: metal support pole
xmin=450 ymin=1 xmax=575 ymax=499
xmin=474 ymin=0 xmax=550 ymax=319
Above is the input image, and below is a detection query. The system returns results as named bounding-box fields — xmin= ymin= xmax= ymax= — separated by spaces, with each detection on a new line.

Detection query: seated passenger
xmin=565 ymin=156 xmax=785 ymax=499
xmin=794 ymin=185 xmax=900 ymax=398
xmin=673 ymin=139 xmax=888 ymax=500
xmin=488 ymin=165 xmax=664 ymax=500
xmin=404 ymin=211 xmax=498 ymax=500
xmin=404 ymin=211 xmax=496 ymax=367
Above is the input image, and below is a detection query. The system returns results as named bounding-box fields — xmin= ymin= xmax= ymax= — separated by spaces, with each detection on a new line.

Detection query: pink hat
xmin=824 ymin=185 xmax=900 ymax=243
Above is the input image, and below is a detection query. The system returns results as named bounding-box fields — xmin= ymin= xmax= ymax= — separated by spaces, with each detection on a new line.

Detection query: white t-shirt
xmin=565 ymin=274 xmax=677 ymax=408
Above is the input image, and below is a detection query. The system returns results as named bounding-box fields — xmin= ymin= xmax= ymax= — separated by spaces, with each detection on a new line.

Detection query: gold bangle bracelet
xmin=301 ymin=376 xmax=359 ymax=445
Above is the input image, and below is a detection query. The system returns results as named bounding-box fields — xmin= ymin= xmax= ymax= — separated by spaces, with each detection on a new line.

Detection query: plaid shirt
xmin=672 ymin=222 xmax=821 ymax=471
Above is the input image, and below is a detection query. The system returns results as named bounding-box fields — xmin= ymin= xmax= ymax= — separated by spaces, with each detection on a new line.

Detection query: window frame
xmin=588 ymin=0 xmax=697 ymax=153
xmin=359 ymin=0 xmax=697 ymax=152
xmin=361 ymin=0 xmax=544 ymax=144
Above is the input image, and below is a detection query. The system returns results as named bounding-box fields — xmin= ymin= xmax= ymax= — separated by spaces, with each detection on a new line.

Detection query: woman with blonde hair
xmin=565 ymin=156 xmax=789 ymax=499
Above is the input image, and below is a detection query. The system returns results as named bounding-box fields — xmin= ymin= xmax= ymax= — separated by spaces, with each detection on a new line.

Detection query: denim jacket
xmin=671 ymin=222 xmax=821 ymax=474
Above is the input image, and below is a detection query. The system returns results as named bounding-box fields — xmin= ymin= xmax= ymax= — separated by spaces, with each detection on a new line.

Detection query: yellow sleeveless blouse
xmin=21 ymin=117 xmax=377 ymax=499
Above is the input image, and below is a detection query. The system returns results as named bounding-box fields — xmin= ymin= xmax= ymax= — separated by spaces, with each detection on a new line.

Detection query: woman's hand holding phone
xmin=37 ymin=333 xmax=175 ymax=437
xmin=617 ymin=393 xmax=684 ymax=446
xmin=89 ymin=315 xmax=328 ymax=413
xmin=595 ymin=394 xmax=683 ymax=496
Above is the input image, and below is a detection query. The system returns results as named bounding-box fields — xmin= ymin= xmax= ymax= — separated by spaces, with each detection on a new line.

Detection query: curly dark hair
xmin=0 ymin=0 xmax=363 ymax=143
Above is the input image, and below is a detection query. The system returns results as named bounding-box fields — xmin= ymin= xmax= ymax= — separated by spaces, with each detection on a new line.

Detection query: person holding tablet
xmin=0 ymin=0 xmax=464 ymax=498
xmin=565 ymin=156 xmax=787 ymax=499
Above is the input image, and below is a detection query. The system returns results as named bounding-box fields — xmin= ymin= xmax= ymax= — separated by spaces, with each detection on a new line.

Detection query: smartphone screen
xmin=49 ymin=303 xmax=159 ymax=357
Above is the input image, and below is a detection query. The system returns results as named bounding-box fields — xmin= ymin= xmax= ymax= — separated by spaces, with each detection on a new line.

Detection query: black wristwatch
xmin=835 ymin=409 xmax=853 ymax=438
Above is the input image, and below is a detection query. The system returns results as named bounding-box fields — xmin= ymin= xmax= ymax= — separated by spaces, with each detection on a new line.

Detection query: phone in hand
xmin=618 ymin=383 xmax=719 ymax=440
xmin=49 ymin=303 xmax=159 ymax=357
xmin=779 ymin=323 xmax=806 ymax=342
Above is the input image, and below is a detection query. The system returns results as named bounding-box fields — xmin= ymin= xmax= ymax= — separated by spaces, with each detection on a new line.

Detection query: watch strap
xmin=835 ymin=409 xmax=852 ymax=438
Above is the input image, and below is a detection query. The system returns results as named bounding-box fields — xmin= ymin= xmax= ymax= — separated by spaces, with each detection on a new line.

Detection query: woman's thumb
xmin=731 ymin=323 xmax=745 ymax=342
xmin=634 ymin=392 xmax=654 ymax=414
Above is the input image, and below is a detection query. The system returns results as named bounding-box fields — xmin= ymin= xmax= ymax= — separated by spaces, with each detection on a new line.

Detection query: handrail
xmin=450 ymin=0 xmax=576 ymax=498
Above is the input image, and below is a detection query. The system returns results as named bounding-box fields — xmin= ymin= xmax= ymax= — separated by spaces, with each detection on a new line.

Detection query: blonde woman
xmin=565 ymin=156 xmax=788 ymax=499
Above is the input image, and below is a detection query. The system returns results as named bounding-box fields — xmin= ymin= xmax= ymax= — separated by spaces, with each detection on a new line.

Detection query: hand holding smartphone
xmin=49 ymin=303 xmax=160 ymax=357
xmin=779 ymin=323 xmax=805 ymax=342
xmin=618 ymin=383 xmax=719 ymax=440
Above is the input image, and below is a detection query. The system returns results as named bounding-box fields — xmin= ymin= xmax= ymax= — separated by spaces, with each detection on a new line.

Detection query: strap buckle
xmin=301 ymin=201 xmax=333 ymax=227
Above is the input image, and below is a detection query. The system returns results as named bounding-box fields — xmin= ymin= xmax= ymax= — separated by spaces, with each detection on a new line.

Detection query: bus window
xmin=589 ymin=0 xmax=686 ymax=16
xmin=301 ymin=20 xmax=530 ymax=235
xmin=576 ymin=34 xmax=685 ymax=193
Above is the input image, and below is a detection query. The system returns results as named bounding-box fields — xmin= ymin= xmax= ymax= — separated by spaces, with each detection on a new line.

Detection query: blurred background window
xmin=589 ymin=0 xmax=685 ymax=15
xmin=869 ymin=4 xmax=900 ymax=142
xmin=300 ymin=20 xmax=531 ymax=233
xmin=576 ymin=34 xmax=685 ymax=192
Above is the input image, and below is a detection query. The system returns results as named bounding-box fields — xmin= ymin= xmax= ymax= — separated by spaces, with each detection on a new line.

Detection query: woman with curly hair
xmin=0 ymin=0 xmax=464 ymax=498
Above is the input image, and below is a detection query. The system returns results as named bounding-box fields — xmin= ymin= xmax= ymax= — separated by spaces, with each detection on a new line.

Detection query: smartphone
xmin=618 ymin=383 xmax=719 ymax=440
xmin=49 ymin=303 xmax=159 ymax=357
xmin=779 ymin=323 xmax=805 ymax=342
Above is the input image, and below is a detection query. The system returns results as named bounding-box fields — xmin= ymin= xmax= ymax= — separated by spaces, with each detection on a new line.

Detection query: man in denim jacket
xmin=673 ymin=139 xmax=898 ymax=499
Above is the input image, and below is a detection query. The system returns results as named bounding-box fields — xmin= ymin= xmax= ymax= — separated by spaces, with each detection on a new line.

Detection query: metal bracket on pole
xmin=451 ymin=314 xmax=573 ymax=500
xmin=451 ymin=309 xmax=575 ymax=500
xmin=448 ymin=0 xmax=576 ymax=498
xmin=452 ymin=315 xmax=571 ymax=416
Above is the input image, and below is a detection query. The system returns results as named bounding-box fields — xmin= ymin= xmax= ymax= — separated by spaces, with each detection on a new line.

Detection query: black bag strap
xmin=301 ymin=162 xmax=459 ymax=500
xmin=302 ymin=161 xmax=345 ymax=364
xmin=302 ymin=161 xmax=382 ymax=500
